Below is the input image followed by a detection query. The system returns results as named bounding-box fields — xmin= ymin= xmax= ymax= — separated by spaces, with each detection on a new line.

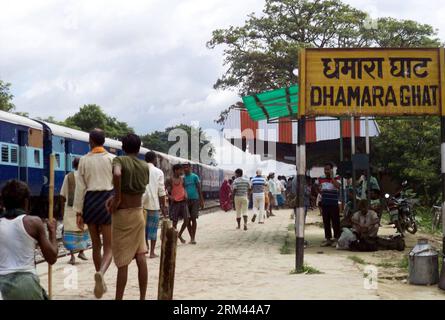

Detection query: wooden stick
xmin=48 ymin=154 xmax=55 ymax=299
xmin=158 ymin=222 xmax=177 ymax=300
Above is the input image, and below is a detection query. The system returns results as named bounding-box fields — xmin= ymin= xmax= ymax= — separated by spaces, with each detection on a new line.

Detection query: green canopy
xmin=242 ymin=85 xmax=298 ymax=121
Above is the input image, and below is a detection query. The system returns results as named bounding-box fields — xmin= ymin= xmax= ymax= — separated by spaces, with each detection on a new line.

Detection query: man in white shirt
xmin=142 ymin=151 xmax=167 ymax=259
xmin=73 ymin=129 xmax=115 ymax=299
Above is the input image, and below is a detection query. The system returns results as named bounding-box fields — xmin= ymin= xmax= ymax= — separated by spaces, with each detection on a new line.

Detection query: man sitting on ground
xmin=342 ymin=199 xmax=405 ymax=252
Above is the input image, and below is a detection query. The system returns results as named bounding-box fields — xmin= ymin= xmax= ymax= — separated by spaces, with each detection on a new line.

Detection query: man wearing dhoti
xmin=107 ymin=133 xmax=149 ymax=300
xmin=73 ymin=129 xmax=115 ymax=299
xmin=60 ymin=157 xmax=90 ymax=265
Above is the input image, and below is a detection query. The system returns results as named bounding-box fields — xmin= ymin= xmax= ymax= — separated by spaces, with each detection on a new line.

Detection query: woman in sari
xmin=219 ymin=179 xmax=233 ymax=212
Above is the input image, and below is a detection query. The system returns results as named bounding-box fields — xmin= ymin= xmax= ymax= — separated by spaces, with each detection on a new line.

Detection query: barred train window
xmin=10 ymin=147 xmax=18 ymax=164
xmin=1 ymin=145 xmax=8 ymax=162
xmin=34 ymin=150 xmax=40 ymax=166
xmin=55 ymin=153 xmax=61 ymax=168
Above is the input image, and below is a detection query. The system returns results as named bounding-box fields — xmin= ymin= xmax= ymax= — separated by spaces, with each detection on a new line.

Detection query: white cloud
xmin=0 ymin=0 xmax=443 ymax=175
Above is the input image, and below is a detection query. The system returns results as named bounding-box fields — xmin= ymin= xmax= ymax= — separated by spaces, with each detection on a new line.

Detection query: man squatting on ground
xmin=183 ymin=163 xmax=205 ymax=245
xmin=74 ymin=129 xmax=115 ymax=299
xmin=232 ymin=168 xmax=251 ymax=231
xmin=106 ymin=133 xmax=150 ymax=300
xmin=143 ymin=151 xmax=167 ymax=258
xmin=0 ymin=181 xmax=58 ymax=300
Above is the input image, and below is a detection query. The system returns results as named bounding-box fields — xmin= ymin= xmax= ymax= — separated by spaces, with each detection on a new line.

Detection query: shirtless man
xmin=106 ymin=133 xmax=149 ymax=300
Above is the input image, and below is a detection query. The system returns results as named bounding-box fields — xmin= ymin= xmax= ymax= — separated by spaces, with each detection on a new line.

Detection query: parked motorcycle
xmin=384 ymin=181 xmax=418 ymax=235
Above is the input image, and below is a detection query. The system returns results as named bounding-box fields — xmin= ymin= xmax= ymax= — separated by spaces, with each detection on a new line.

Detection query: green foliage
xmin=65 ymin=104 xmax=134 ymax=139
xmin=0 ymin=80 xmax=15 ymax=112
xmin=208 ymin=0 xmax=441 ymax=124
xmin=348 ymin=255 xmax=367 ymax=265
xmin=291 ymin=264 xmax=323 ymax=274
xmin=141 ymin=124 xmax=216 ymax=165
xmin=373 ymin=118 xmax=441 ymax=206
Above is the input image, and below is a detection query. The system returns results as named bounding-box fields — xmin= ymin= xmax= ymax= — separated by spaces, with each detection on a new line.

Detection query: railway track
xmin=35 ymin=201 xmax=221 ymax=264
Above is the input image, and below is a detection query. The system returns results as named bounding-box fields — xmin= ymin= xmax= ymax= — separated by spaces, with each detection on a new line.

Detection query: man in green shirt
xmin=107 ymin=133 xmax=149 ymax=300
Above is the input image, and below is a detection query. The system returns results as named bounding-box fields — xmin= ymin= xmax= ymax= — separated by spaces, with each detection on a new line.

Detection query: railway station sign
xmin=298 ymin=48 xmax=445 ymax=117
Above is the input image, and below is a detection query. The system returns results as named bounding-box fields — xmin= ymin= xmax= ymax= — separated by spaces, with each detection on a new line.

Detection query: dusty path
xmin=37 ymin=208 xmax=445 ymax=300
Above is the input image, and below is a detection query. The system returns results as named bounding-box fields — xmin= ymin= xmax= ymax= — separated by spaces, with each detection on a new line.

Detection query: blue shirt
xmin=251 ymin=176 xmax=266 ymax=194
xmin=184 ymin=173 xmax=200 ymax=200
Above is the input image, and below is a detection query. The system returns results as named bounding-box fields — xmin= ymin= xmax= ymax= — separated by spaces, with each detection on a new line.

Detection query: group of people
xmin=219 ymin=169 xmax=289 ymax=231
xmin=0 ymin=129 xmax=205 ymax=300
xmin=315 ymin=162 xmax=405 ymax=252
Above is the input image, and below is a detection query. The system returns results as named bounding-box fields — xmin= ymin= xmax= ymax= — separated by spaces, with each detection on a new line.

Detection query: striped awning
xmin=224 ymin=109 xmax=380 ymax=144
xmin=242 ymin=85 xmax=298 ymax=121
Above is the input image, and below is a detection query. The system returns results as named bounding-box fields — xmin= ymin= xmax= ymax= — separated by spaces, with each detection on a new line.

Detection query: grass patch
xmin=290 ymin=264 xmax=323 ymax=275
xmin=348 ymin=255 xmax=367 ymax=265
xmin=376 ymin=261 xmax=396 ymax=268
xmin=412 ymin=206 xmax=443 ymax=235
xmin=280 ymin=233 xmax=294 ymax=255
xmin=288 ymin=224 xmax=295 ymax=231
xmin=398 ymin=255 xmax=409 ymax=271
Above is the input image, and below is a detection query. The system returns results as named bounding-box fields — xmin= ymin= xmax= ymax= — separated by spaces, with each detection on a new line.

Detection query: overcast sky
xmin=1 ymin=0 xmax=444 ymax=134
xmin=1 ymin=0 xmax=445 ymax=171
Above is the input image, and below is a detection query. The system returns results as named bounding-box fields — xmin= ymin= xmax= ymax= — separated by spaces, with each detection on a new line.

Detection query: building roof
xmin=224 ymin=109 xmax=379 ymax=144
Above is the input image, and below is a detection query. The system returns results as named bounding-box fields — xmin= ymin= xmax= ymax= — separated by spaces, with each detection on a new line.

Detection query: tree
xmin=208 ymin=0 xmax=441 ymax=124
xmin=141 ymin=124 xmax=216 ymax=165
xmin=0 ymin=80 xmax=15 ymax=112
xmin=373 ymin=118 xmax=441 ymax=206
xmin=65 ymin=104 xmax=134 ymax=139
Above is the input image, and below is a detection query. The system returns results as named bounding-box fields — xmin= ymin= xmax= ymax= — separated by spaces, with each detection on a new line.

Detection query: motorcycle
xmin=384 ymin=181 xmax=418 ymax=235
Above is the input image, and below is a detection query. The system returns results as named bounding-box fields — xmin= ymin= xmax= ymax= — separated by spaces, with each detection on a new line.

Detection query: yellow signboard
xmin=299 ymin=48 xmax=445 ymax=117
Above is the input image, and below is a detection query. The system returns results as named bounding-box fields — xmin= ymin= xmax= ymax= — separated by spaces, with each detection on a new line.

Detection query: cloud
xmin=1 ymin=0 xmax=443 ymax=174
xmin=0 ymin=0 xmax=263 ymax=133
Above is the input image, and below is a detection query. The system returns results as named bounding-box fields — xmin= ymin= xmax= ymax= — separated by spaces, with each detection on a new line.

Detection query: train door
xmin=17 ymin=129 xmax=28 ymax=184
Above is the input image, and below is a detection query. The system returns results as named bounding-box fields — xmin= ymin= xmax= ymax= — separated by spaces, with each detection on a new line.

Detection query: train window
xmin=1 ymin=145 xmax=8 ymax=162
xmin=34 ymin=150 xmax=41 ymax=166
xmin=10 ymin=147 xmax=18 ymax=164
xmin=55 ymin=153 xmax=61 ymax=168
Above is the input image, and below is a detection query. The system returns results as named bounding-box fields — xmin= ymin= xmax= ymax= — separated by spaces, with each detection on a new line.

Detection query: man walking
xmin=166 ymin=164 xmax=189 ymax=244
xmin=183 ymin=163 xmax=204 ymax=245
xmin=317 ymin=163 xmax=341 ymax=247
xmin=107 ymin=133 xmax=149 ymax=300
xmin=232 ymin=169 xmax=251 ymax=231
xmin=74 ymin=129 xmax=115 ymax=299
xmin=142 ymin=151 xmax=167 ymax=258
xmin=61 ymin=157 xmax=89 ymax=265
xmin=251 ymin=170 xmax=267 ymax=224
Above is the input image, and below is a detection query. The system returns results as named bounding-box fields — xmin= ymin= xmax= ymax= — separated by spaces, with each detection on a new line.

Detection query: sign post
xmin=299 ymin=47 xmax=445 ymax=286
xmin=294 ymin=49 xmax=307 ymax=272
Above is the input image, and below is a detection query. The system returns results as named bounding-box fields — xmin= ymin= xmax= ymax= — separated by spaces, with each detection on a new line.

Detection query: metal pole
xmin=339 ymin=118 xmax=345 ymax=205
xmin=438 ymin=117 xmax=445 ymax=290
xmin=351 ymin=117 xmax=357 ymax=211
xmin=366 ymin=117 xmax=371 ymax=204
xmin=365 ymin=117 xmax=370 ymax=154
xmin=295 ymin=117 xmax=306 ymax=272
xmin=351 ymin=116 xmax=356 ymax=156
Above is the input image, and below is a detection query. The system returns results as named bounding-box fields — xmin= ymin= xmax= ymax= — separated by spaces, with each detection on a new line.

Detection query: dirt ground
xmin=37 ymin=208 xmax=445 ymax=300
